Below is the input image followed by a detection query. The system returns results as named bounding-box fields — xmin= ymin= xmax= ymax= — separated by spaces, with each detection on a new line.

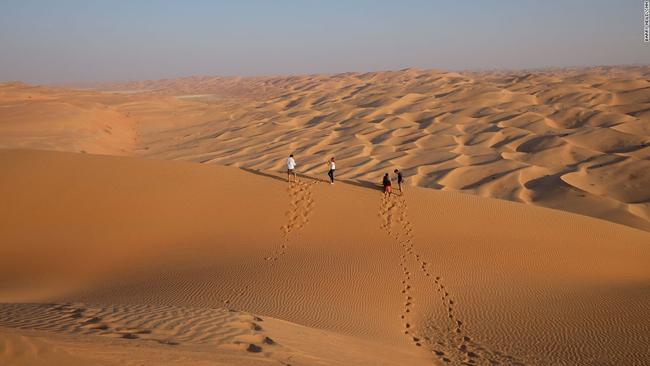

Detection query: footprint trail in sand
xmin=265 ymin=179 xmax=316 ymax=264
xmin=282 ymin=180 xmax=317 ymax=237
xmin=218 ymin=179 xmax=317 ymax=310
xmin=379 ymin=193 xmax=527 ymax=365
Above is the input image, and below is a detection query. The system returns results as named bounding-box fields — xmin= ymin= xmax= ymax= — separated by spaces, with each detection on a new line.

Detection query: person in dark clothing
xmin=394 ymin=169 xmax=404 ymax=195
xmin=326 ymin=157 xmax=336 ymax=185
xmin=383 ymin=173 xmax=392 ymax=195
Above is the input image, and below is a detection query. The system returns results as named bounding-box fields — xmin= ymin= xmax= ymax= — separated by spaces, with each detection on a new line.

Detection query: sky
xmin=0 ymin=0 xmax=648 ymax=84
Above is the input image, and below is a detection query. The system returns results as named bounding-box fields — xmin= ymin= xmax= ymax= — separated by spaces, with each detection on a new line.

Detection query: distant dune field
xmin=5 ymin=67 xmax=650 ymax=230
xmin=1 ymin=67 xmax=650 ymax=365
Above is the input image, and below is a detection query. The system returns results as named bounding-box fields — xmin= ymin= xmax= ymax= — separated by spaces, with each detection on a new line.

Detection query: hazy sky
xmin=1 ymin=0 xmax=648 ymax=84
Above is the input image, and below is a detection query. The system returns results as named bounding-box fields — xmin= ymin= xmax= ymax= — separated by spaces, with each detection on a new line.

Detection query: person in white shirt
xmin=326 ymin=157 xmax=336 ymax=184
xmin=286 ymin=154 xmax=297 ymax=183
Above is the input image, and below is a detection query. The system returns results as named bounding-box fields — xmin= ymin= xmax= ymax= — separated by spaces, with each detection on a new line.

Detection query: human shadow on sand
xmin=341 ymin=179 xmax=384 ymax=192
xmin=240 ymin=167 xmax=325 ymax=184
xmin=240 ymin=167 xmax=385 ymax=192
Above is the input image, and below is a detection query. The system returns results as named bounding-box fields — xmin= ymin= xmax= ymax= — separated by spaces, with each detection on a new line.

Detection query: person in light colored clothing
xmin=286 ymin=154 xmax=297 ymax=183
xmin=326 ymin=157 xmax=336 ymax=184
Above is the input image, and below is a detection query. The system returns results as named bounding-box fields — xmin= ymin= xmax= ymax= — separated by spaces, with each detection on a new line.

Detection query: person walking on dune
xmin=286 ymin=154 xmax=297 ymax=183
xmin=326 ymin=157 xmax=336 ymax=185
xmin=383 ymin=173 xmax=392 ymax=195
xmin=394 ymin=169 xmax=404 ymax=195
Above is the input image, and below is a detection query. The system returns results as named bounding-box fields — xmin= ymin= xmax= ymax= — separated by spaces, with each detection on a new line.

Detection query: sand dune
xmin=0 ymin=82 xmax=189 ymax=156
xmin=1 ymin=149 xmax=649 ymax=365
xmin=2 ymin=67 xmax=650 ymax=365
xmin=7 ymin=67 xmax=650 ymax=230
xmin=0 ymin=303 xmax=422 ymax=366
xmin=462 ymin=65 xmax=650 ymax=80
xmin=0 ymin=331 xmax=90 ymax=366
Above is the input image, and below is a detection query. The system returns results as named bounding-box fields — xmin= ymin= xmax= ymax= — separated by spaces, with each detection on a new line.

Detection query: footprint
xmin=79 ymin=316 xmax=101 ymax=325
xmin=156 ymin=340 xmax=179 ymax=346
xmin=88 ymin=324 xmax=109 ymax=330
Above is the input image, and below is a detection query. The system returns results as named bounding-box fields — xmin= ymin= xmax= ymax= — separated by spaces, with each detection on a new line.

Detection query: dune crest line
xmin=4 ymin=68 xmax=650 ymax=232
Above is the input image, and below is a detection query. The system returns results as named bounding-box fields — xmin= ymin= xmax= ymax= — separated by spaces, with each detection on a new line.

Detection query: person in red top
xmin=383 ymin=173 xmax=392 ymax=195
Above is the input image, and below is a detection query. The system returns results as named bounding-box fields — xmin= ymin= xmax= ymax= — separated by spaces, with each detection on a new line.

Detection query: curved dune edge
xmin=2 ymin=69 xmax=650 ymax=232
xmin=0 ymin=303 xmax=426 ymax=366
xmin=1 ymin=149 xmax=649 ymax=365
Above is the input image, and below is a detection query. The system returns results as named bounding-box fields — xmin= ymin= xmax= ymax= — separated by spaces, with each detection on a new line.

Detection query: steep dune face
xmin=2 ymin=67 xmax=650 ymax=233
xmin=68 ymin=69 xmax=650 ymax=230
xmin=1 ymin=149 xmax=649 ymax=365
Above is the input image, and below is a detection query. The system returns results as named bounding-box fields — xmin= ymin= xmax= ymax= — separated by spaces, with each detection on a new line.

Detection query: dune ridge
xmin=2 ymin=66 xmax=650 ymax=365
xmin=4 ymin=67 xmax=650 ymax=231
xmin=462 ymin=65 xmax=650 ymax=80
xmin=1 ymin=149 xmax=650 ymax=365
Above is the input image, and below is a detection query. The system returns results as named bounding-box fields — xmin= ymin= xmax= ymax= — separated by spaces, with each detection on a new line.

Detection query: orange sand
xmin=1 ymin=68 xmax=650 ymax=365
xmin=1 ymin=149 xmax=649 ymax=365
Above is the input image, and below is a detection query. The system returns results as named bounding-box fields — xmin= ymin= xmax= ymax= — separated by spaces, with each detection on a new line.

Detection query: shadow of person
xmin=341 ymin=179 xmax=383 ymax=192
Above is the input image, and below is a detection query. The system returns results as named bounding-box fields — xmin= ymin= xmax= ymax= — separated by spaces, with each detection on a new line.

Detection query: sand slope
xmin=0 ymin=82 xmax=190 ymax=156
xmin=1 ymin=149 xmax=649 ymax=365
xmin=5 ymin=68 xmax=650 ymax=231
xmin=0 ymin=331 xmax=92 ymax=366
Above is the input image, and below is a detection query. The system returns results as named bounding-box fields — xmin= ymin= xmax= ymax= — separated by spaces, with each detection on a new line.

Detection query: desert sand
xmin=8 ymin=68 xmax=650 ymax=231
xmin=1 ymin=68 xmax=650 ymax=365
